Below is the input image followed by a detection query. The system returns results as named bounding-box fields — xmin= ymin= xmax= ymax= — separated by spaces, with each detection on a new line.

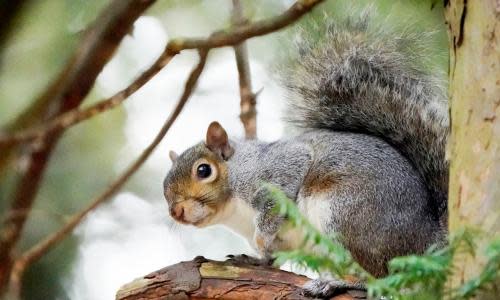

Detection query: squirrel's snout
xmin=171 ymin=205 xmax=185 ymax=221
xmin=168 ymin=199 xmax=213 ymax=226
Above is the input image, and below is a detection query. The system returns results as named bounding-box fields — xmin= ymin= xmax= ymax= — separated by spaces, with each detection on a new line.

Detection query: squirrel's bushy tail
xmin=283 ymin=12 xmax=449 ymax=219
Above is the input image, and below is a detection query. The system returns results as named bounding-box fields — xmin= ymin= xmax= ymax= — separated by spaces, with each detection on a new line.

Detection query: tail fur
xmin=283 ymin=12 xmax=449 ymax=220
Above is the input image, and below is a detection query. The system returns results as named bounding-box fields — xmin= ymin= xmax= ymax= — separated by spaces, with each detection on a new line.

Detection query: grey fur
xmin=163 ymin=9 xmax=449 ymax=296
xmin=283 ymin=13 xmax=449 ymax=221
xmin=226 ymin=138 xmax=312 ymax=255
xmin=226 ymin=131 xmax=444 ymax=275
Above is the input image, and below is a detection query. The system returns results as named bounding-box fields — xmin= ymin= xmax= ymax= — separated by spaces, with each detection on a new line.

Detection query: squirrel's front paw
xmin=225 ymin=254 xmax=275 ymax=267
xmin=302 ymin=278 xmax=366 ymax=298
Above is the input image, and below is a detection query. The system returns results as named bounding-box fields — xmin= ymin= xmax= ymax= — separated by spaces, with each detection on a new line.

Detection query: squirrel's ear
xmin=206 ymin=121 xmax=234 ymax=160
xmin=169 ymin=150 xmax=179 ymax=162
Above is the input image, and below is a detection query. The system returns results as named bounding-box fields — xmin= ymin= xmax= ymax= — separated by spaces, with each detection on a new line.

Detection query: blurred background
xmin=0 ymin=0 xmax=447 ymax=299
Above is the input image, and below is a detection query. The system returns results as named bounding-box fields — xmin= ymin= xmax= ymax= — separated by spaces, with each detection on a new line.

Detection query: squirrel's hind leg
xmin=302 ymin=278 xmax=366 ymax=298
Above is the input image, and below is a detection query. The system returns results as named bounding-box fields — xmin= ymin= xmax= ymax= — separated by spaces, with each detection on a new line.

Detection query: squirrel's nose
xmin=172 ymin=205 xmax=184 ymax=220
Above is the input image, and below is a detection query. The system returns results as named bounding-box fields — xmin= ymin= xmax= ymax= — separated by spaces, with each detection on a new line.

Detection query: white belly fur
xmin=297 ymin=192 xmax=331 ymax=234
xmin=218 ymin=197 xmax=257 ymax=243
xmin=214 ymin=194 xmax=331 ymax=252
xmin=278 ymin=192 xmax=332 ymax=250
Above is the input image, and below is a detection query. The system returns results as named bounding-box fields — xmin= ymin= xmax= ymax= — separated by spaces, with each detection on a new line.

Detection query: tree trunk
xmin=115 ymin=257 xmax=366 ymax=300
xmin=445 ymin=0 xmax=499 ymax=298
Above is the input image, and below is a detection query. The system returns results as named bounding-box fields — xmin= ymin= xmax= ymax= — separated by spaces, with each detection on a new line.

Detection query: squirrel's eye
xmin=196 ymin=164 xmax=212 ymax=179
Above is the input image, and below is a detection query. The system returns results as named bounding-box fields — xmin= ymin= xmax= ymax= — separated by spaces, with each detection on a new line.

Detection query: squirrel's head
xmin=163 ymin=121 xmax=234 ymax=227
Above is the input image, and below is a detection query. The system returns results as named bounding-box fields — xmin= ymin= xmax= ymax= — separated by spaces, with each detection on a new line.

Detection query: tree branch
xmin=0 ymin=0 xmax=324 ymax=146
xmin=0 ymin=0 xmax=325 ymax=295
xmin=0 ymin=0 xmax=157 ymax=170
xmin=0 ymin=1 xmax=29 ymax=52
xmin=0 ymin=0 xmax=157 ymax=294
xmin=167 ymin=0 xmax=324 ymax=52
xmin=7 ymin=50 xmax=209 ymax=297
xmin=0 ymin=49 xmax=175 ymax=148
xmin=232 ymin=0 xmax=258 ymax=139
xmin=116 ymin=257 xmax=366 ymax=300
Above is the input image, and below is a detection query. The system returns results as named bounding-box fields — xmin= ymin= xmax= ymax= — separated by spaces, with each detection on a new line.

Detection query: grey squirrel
xmin=163 ymin=11 xmax=449 ymax=297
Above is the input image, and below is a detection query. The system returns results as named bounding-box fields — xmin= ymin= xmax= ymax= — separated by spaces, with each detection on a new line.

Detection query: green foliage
xmin=367 ymin=229 xmax=474 ymax=300
xmin=265 ymin=184 xmax=500 ymax=300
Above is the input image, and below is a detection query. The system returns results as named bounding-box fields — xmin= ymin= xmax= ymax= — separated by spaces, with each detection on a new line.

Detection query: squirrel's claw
xmin=225 ymin=254 xmax=274 ymax=267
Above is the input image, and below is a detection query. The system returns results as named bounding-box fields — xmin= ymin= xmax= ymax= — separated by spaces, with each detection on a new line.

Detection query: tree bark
xmin=445 ymin=0 xmax=499 ymax=298
xmin=116 ymin=257 xmax=366 ymax=300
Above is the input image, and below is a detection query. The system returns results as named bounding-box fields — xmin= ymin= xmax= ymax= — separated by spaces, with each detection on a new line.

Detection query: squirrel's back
xmin=282 ymin=12 xmax=449 ymax=221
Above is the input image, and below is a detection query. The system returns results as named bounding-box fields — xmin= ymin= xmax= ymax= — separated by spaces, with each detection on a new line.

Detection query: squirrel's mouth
xmin=169 ymin=199 xmax=216 ymax=227
xmin=172 ymin=213 xmax=213 ymax=227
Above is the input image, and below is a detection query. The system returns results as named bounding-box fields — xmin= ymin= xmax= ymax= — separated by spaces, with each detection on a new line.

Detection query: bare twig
xmin=232 ymin=0 xmax=258 ymax=139
xmin=0 ymin=0 xmax=157 ymax=169
xmin=167 ymin=0 xmax=324 ymax=52
xmin=0 ymin=0 xmax=157 ymax=294
xmin=8 ymin=50 xmax=209 ymax=297
xmin=1 ymin=0 xmax=325 ymax=294
xmin=0 ymin=0 xmax=324 ymax=146
xmin=1 ymin=209 xmax=68 ymax=224
xmin=0 ymin=50 xmax=175 ymax=148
